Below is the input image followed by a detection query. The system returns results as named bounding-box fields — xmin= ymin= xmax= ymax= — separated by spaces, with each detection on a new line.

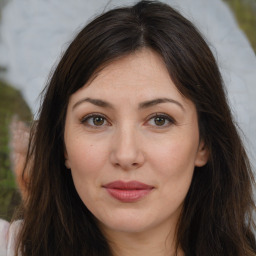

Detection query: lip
xmin=103 ymin=180 xmax=154 ymax=203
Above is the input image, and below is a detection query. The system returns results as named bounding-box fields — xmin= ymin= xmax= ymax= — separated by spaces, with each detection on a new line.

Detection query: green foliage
xmin=0 ymin=189 xmax=21 ymax=220
xmin=223 ymin=0 xmax=256 ymax=53
xmin=0 ymin=80 xmax=32 ymax=220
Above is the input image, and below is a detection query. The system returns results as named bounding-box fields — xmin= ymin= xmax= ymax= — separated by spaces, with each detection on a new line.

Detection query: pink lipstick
xmin=103 ymin=180 xmax=154 ymax=202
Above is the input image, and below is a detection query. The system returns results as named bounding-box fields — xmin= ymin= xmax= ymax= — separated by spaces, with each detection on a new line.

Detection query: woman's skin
xmin=64 ymin=49 xmax=209 ymax=256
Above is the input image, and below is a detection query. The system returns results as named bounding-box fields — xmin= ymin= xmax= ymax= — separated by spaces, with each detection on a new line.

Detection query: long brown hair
xmin=15 ymin=1 xmax=256 ymax=255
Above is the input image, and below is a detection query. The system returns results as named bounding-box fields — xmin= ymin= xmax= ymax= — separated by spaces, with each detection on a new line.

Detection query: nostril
xmin=110 ymin=148 xmax=145 ymax=170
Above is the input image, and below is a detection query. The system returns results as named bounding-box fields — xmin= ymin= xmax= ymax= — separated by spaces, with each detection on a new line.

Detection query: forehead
xmin=69 ymin=49 xmax=189 ymax=107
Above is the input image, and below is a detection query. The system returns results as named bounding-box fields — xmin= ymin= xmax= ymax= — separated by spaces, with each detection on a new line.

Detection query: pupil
xmin=93 ymin=117 xmax=104 ymax=126
xmin=155 ymin=117 xmax=165 ymax=126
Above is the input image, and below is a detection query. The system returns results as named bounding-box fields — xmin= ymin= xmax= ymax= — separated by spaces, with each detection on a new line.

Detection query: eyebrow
xmin=139 ymin=98 xmax=185 ymax=111
xmin=72 ymin=97 xmax=184 ymax=111
xmin=72 ymin=98 xmax=114 ymax=110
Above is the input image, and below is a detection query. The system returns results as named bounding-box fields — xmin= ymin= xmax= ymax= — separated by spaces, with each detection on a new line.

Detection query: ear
xmin=194 ymin=140 xmax=209 ymax=167
xmin=65 ymin=159 xmax=71 ymax=169
xmin=64 ymin=150 xmax=71 ymax=169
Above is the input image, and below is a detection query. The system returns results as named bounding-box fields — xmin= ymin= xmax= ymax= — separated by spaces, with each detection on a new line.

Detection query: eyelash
xmin=80 ymin=113 xmax=110 ymax=128
xmin=80 ymin=113 xmax=175 ymax=128
xmin=146 ymin=113 xmax=176 ymax=128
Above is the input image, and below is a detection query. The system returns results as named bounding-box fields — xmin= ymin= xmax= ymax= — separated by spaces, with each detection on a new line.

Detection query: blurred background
xmin=0 ymin=0 xmax=255 ymax=221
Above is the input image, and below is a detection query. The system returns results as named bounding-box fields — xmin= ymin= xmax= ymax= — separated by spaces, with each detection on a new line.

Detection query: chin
xmin=103 ymin=221 xmax=150 ymax=234
xmin=97 ymin=211 xmax=158 ymax=234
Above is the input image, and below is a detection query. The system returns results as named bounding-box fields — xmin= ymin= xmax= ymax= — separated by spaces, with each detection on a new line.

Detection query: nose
xmin=110 ymin=125 xmax=145 ymax=170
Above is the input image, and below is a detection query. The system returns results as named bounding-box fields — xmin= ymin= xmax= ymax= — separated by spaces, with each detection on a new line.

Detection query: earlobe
xmin=64 ymin=150 xmax=71 ymax=169
xmin=195 ymin=140 xmax=209 ymax=167
xmin=65 ymin=159 xmax=71 ymax=169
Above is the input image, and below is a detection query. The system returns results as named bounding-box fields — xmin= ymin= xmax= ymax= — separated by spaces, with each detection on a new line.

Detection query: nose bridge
xmin=110 ymin=121 xmax=144 ymax=169
xmin=118 ymin=122 xmax=137 ymax=153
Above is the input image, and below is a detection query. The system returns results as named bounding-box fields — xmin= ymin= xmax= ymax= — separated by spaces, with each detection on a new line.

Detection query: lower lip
xmin=105 ymin=188 xmax=152 ymax=202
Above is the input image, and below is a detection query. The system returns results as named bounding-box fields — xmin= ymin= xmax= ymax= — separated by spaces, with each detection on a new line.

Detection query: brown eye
xmin=147 ymin=114 xmax=174 ymax=128
xmin=154 ymin=116 xmax=166 ymax=126
xmin=93 ymin=116 xmax=105 ymax=126
xmin=81 ymin=114 xmax=108 ymax=127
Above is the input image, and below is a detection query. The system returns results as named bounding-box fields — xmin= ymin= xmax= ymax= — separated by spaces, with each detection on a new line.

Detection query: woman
xmin=3 ymin=0 xmax=256 ymax=255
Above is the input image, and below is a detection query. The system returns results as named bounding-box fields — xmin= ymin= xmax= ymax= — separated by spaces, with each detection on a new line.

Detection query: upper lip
xmin=103 ymin=180 xmax=154 ymax=190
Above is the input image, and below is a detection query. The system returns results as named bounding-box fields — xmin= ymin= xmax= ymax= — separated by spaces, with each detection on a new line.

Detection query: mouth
xmin=102 ymin=180 xmax=154 ymax=203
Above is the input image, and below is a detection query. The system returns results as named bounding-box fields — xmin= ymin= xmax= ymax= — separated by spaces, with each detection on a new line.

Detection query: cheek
xmin=66 ymin=139 xmax=108 ymax=182
xmin=150 ymin=140 xmax=196 ymax=212
xmin=148 ymin=135 xmax=198 ymax=190
xmin=67 ymin=140 xmax=109 ymax=207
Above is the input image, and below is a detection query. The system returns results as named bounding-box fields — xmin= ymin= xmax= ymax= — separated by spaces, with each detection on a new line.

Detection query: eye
xmin=147 ymin=114 xmax=175 ymax=128
xmin=80 ymin=114 xmax=109 ymax=128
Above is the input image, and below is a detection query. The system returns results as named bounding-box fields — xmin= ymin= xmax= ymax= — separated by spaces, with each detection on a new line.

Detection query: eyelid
xmin=79 ymin=112 xmax=176 ymax=128
xmin=80 ymin=113 xmax=111 ymax=127
xmin=145 ymin=113 xmax=176 ymax=127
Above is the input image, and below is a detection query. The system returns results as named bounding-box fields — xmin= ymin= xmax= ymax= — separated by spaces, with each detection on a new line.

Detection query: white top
xmin=0 ymin=219 xmax=21 ymax=256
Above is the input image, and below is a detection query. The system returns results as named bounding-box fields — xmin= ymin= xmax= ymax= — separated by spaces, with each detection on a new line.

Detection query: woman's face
xmin=64 ymin=49 xmax=208 ymax=237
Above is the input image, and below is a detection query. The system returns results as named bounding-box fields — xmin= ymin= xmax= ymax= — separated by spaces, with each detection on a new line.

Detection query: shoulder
xmin=0 ymin=218 xmax=10 ymax=255
xmin=0 ymin=219 xmax=22 ymax=256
